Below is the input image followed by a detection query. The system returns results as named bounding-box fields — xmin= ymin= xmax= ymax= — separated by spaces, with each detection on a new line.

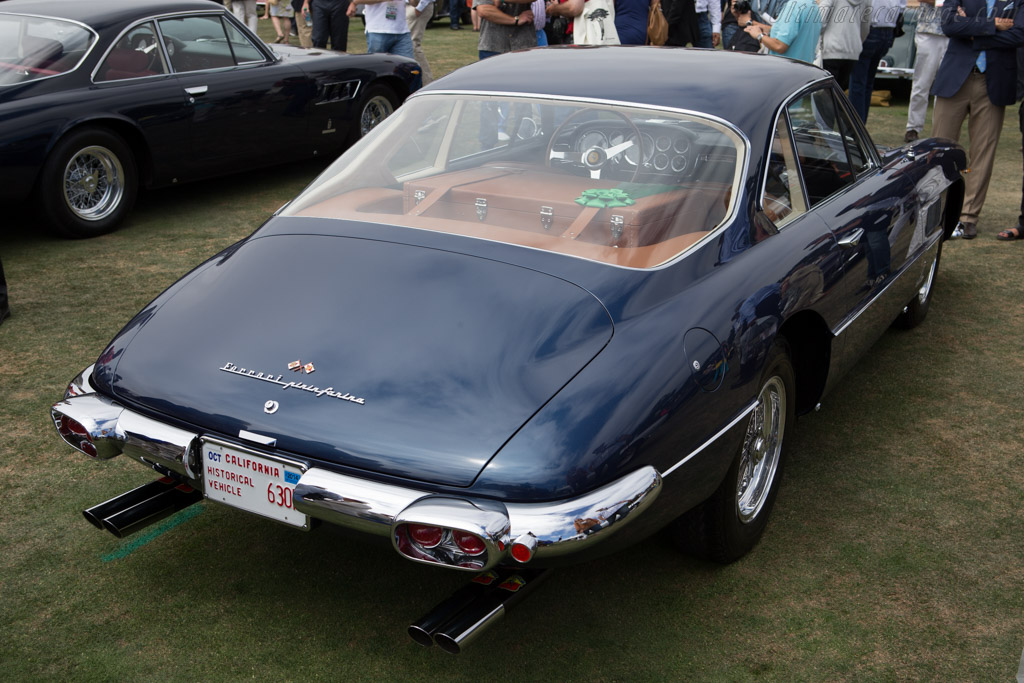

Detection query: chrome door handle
xmin=184 ymin=86 xmax=208 ymax=96
xmin=838 ymin=228 xmax=864 ymax=248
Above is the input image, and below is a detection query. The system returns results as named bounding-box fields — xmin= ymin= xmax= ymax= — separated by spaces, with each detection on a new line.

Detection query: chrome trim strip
xmin=115 ymin=409 xmax=198 ymax=478
xmin=832 ymin=230 xmax=941 ymax=337
xmin=660 ymin=400 xmax=757 ymax=478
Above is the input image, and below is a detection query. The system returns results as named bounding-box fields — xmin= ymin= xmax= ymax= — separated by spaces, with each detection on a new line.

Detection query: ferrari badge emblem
xmin=288 ymin=360 xmax=315 ymax=374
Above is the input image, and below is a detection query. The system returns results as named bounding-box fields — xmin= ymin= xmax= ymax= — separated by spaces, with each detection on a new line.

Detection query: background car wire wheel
xmin=38 ymin=127 xmax=138 ymax=238
xmin=357 ymin=84 xmax=398 ymax=139
xmin=672 ymin=340 xmax=796 ymax=563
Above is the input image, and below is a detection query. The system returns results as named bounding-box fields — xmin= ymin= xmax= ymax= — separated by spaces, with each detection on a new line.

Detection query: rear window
xmin=285 ymin=94 xmax=745 ymax=269
xmin=0 ymin=14 xmax=95 ymax=85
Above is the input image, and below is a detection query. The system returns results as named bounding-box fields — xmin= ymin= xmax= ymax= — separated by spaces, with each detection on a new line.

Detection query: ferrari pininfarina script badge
xmin=219 ymin=361 xmax=366 ymax=406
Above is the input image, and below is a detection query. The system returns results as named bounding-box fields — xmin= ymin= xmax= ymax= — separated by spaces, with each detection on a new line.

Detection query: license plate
xmin=201 ymin=439 xmax=309 ymax=529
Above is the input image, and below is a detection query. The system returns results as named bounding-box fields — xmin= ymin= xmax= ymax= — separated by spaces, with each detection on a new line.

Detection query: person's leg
xmin=959 ymin=75 xmax=1005 ymax=227
xmin=311 ymin=0 xmax=329 ymax=47
xmin=849 ymin=27 xmax=888 ymax=122
xmin=330 ymin=0 xmax=350 ymax=51
xmin=366 ymin=32 xmax=386 ymax=53
xmin=245 ymin=0 xmax=259 ymax=32
xmin=298 ymin=7 xmax=314 ymax=46
xmin=695 ymin=12 xmax=712 ymax=48
xmin=408 ymin=6 xmax=434 ymax=82
xmin=272 ymin=15 xmax=286 ymax=41
xmin=451 ymin=0 xmax=462 ymax=28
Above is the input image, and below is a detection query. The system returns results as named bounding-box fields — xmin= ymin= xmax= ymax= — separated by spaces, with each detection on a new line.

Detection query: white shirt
xmin=694 ymin=0 xmax=722 ymax=33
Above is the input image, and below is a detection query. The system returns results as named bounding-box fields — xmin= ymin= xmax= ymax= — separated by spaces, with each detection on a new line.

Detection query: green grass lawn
xmin=2 ymin=38 xmax=1023 ymax=680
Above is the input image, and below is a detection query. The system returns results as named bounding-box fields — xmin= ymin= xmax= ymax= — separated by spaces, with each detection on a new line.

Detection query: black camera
xmin=734 ymin=0 xmax=752 ymax=14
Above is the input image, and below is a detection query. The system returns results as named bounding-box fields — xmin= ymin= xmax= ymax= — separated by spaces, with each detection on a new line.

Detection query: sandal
xmin=997 ymin=225 xmax=1024 ymax=240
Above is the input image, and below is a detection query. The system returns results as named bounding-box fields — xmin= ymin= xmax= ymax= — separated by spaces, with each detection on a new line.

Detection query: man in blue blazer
xmin=931 ymin=0 xmax=1024 ymax=238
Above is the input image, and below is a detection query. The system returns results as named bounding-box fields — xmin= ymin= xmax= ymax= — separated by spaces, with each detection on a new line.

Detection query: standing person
xmin=233 ymin=0 xmax=260 ymax=32
xmin=819 ymin=0 xmax=873 ymax=91
xmin=407 ymin=0 xmax=435 ymax=84
xmin=348 ymin=0 xmax=415 ymax=59
xmin=847 ymin=0 xmax=906 ymax=122
xmin=294 ymin=0 xmax=315 ymax=47
xmin=474 ymin=0 xmax=536 ymax=59
xmin=743 ymin=0 xmax=822 ymax=63
xmin=725 ymin=0 xmax=762 ymax=50
xmin=904 ymin=0 xmax=950 ymax=141
xmin=998 ymin=48 xmax=1024 ymax=240
xmin=262 ymin=0 xmax=296 ymax=43
xmin=932 ymin=0 xmax=1024 ymax=239
xmin=666 ymin=0 xmax=719 ymax=45
xmin=0 ymin=255 xmax=9 ymax=326
xmin=615 ymin=0 xmax=651 ymax=43
xmin=451 ymin=0 xmax=464 ymax=29
xmin=694 ymin=0 xmax=722 ymax=46
xmin=312 ymin=0 xmax=351 ymax=51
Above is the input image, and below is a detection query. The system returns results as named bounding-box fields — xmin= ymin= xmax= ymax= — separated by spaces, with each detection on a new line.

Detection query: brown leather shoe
xmin=960 ymin=221 xmax=977 ymax=240
xmin=904 ymin=129 xmax=919 ymax=143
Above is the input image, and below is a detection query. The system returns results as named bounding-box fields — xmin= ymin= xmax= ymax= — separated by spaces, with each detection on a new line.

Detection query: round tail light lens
xmin=511 ymin=543 xmax=533 ymax=563
xmin=453 ymin=530 xmax=485 ymax=556
xmin=407 ymin=523 xmax=443 ymax=548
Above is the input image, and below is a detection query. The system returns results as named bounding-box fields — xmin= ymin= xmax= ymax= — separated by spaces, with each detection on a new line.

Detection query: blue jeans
xmin=696 ymin=12 xmax=713 ymax=48
xmin=848 ymin=26 xmax=895 ymax=123
xmin=366 ymin=31 xmax=415 ymax=60
xmin=450 ymin=0 xmax=461 ymax=27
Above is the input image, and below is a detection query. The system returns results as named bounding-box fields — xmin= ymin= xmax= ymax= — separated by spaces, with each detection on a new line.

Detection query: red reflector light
xmin=407 ymin=523 xmax=443 ymax=548
xmin=511 ymin=543 xmax=533 ymax=563
xmin=59 ymin=415 xmax=88 ymax=438
xmin=453 ymin=530 xmax=485 ymax=556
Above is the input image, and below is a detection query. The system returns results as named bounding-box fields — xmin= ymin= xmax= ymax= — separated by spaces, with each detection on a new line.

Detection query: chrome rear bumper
xmin=53 ymin=366 xmax=662 ymax=571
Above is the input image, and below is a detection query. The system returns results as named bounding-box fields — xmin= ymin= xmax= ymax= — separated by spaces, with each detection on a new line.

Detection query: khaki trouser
xmin=932 ymin=71 xmax=1006 ymax=224
xmin=406 ymin=3 xmax=434 ymax=85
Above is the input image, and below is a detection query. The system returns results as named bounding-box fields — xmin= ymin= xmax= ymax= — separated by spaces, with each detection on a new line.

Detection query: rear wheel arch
xmin=777 ymin=311 xmax=832 ymax=416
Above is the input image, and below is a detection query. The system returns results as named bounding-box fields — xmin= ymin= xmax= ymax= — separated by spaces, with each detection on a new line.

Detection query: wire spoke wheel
xmin=736 ymin=376 xmax=786 ymax=524
xmin=62 ymin=145 xmax=125 ymax=222
xmin=360 ymin=94 xmax=395 ymax=137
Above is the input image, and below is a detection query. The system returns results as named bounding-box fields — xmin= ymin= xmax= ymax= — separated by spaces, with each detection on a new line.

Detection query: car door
xmin=156 ymin=13 xmax=312 ymax=178
xmin=782 ymin=85 xmax=918 ymax=388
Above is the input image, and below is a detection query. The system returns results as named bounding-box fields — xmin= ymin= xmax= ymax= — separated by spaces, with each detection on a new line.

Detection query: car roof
xmin=423 ymin=46 xmax=831 ymax=139
xmin=0 ymin=0 xmax=225 ymax=28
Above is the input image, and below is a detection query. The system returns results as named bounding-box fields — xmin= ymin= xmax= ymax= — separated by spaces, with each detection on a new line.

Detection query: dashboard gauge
xmin=577 ymin=130 xmax=609 ymax=152
xmin=655 ymin=135 xmax=672 ymax=152
xmin=673 ymin=135 xmax=690 ymax=154
xmin=653 ymin=153 xmax=669 ymax=171
xmin=671 ymin=155 xmax=688 ymax=173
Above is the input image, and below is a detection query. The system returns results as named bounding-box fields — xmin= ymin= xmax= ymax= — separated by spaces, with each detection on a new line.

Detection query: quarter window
xmin=763 ymin=116 xmax=807 ymax=227
xmin=786 ymin=89 xmax=862 ymax=206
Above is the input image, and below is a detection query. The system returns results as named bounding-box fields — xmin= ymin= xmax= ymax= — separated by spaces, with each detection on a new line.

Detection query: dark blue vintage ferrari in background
xmin=0 ymin=0 xmax=419 ymax=237
xmin=51 ymin=48 xmax=966 ymax=653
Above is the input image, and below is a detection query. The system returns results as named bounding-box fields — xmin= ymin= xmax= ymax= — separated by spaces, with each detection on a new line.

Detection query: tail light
xmin=56 ymin=414 xmax=98 ymax=458
xmin=452 ymin=530 xmax=485 ymax=556
xmin=510 ymin=533 xmax=538 ymax=563
xmin=407 ymin=523 xmax=443 ymax=548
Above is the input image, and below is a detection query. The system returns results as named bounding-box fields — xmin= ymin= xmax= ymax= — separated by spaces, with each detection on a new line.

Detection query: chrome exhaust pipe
xmin=408 ymin=574 xmax=505 ymax=647
xmin=83 ymin=478 xmax=203 ymax=538
xmin=419 ymin=568 xmax=549 ymax=655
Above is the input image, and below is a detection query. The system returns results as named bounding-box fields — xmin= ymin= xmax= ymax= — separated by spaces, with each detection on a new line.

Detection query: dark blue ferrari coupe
xmin=0 ymin=0 xmax=419 ymax=237
xmin=51 ymin=47 xmax=966 ymax=653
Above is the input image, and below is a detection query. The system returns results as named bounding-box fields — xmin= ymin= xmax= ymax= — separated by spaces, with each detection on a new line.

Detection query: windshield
xmin=286 ymin=94 xmax=745 ymax=269
xmin=0 ymin=14 xmax=95 ymax=85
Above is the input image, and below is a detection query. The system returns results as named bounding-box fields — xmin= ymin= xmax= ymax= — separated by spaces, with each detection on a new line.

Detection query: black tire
xmin=894 ymin=241 xmax=941 ymax=330
xmin=355 ymin=84 xmax=399 ymax=141
xmin=672 ymin=340 xmax=796 ymax=563
xmin=37 ymin=127 xmax=138 ymax=239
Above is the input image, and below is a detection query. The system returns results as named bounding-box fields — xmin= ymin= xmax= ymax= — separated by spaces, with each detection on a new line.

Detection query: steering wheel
xmin=546 ymin=109 xmax=644 ymax=183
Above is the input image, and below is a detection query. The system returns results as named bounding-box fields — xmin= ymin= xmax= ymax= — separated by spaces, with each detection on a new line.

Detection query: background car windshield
xmin=0 ymin=14 xmax=95 ymax=85
xmin=286 ymin=95 xmax=745 ymax=269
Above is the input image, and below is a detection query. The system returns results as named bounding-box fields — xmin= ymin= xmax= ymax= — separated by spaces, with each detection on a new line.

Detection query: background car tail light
xmin=407 ymin=523 xmax=444 ymax=548
xmin=56 ymin=415 xmax=98 ymax=457
xmin=453 ymin=530 xmax=485 ymax=556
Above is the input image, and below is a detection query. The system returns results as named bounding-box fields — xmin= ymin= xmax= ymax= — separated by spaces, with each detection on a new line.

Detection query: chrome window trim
xmin=0 ymin=12 xmax=99 ymax=88
xmin=90 ymin=9 xmax=272 ymax=84
xmin=296 ymin=90 xmax=753 ymax=273
xmin=660 ymin=400 xmax=757 ymax=478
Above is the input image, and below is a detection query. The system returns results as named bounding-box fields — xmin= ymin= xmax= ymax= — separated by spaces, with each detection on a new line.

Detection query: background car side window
xmin=158 ymin=16 xmax=241 ymax=72
xmin=786 ymin=90 xmax=861 ymax=207
xmin=763 ymin=115 xmax=807 ymax=227
xmin=96 ymin=22 xmax=168 ymax=82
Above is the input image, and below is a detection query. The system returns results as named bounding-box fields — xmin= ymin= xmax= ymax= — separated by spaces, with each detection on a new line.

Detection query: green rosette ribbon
xmin=574 ymin=188 xmax=636 ymax=208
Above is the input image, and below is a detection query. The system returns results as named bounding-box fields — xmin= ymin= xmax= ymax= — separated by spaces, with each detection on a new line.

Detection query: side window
xmin=158 ymin=16 xmax=240 ymax=72
xmin=786 ymin=89 xmax=857 ymax=206
xmin=763 ymin=114 xmax=807 ymax=227
xmin=833 ymin=96 xmax=872 ymax=176
xmin=223 ymin=21 xmax=264 ymax=63
xmin=96 ymin=22 xmax=168 ymax=82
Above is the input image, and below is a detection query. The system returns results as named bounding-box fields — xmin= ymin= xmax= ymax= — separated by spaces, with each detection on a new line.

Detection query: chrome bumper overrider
xmin=53 ymin=366 xmax=663 ymax=571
